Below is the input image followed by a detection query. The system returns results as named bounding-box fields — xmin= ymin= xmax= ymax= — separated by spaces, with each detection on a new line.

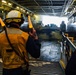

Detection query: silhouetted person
xmin=60 ymin=21 xmax=66 ymax=33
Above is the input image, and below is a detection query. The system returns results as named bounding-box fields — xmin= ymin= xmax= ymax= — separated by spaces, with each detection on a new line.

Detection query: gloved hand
xmin=29 ymin=28 xmax=38 ymax=40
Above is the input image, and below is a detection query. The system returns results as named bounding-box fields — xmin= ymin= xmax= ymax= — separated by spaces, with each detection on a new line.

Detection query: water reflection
xmin=40 ymin=41 xmax=61 ymax=62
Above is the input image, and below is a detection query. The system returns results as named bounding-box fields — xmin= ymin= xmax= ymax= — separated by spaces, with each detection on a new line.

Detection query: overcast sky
xmin=42 ymin=15 xmax=68 ymax=27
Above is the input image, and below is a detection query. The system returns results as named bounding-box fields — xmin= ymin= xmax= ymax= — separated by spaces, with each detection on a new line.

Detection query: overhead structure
xmin=11 ymin=0 xmax=73 ymax=16
xmin=1 ymin=0 xmax=76 ymax=17
xmin=0 ymin=0 xmax=34 ymax=16
xmin=66 ymin=0 xmax=76 ymax=17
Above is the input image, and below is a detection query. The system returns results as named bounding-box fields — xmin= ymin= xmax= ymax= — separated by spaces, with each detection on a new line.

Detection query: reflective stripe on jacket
xmin=0 ymin=28 xmax=29 ymax=69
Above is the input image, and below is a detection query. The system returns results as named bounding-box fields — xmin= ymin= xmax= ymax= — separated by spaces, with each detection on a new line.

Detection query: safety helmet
xmin=4 ymin=10 xmax=24 ymax=25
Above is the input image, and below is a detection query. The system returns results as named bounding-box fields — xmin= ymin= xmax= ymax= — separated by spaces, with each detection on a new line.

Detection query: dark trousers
xmin=65 ymin=51 xmax=76 ymax=75
xmin=3 ymin=67 xmax=23 ymax=75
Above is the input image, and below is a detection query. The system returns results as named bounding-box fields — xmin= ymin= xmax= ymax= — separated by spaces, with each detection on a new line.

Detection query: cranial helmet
xmin=4 ymin=10 xmax=24 ymax=25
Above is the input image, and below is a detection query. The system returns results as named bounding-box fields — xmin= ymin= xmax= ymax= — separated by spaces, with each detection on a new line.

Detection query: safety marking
xmin=59 ymin=60 xmax=66 ymax=69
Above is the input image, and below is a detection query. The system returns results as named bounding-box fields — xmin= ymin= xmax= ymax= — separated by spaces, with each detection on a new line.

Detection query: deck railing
xmin=60 ymin=32 xmax=76 ymax=69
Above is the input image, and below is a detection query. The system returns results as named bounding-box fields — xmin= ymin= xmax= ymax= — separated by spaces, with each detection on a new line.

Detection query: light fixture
xmin=23 ymin=9 xmax=25 ymax=13
xmin=16 ymin=6 xmax=20 ymax=10
xmin=2 ymin=0 xmax=7 ymax=4
xmin=8 ymin=3 xmax=12 ymax=6
xmin=26 ymin=11 xmax=29 ymax=14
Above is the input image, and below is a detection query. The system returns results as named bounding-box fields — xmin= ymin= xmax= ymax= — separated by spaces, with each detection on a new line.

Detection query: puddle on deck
xmin=40 ymin=41 xmax=61 ymax=62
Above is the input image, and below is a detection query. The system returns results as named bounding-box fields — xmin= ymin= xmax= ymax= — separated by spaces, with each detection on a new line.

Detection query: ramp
xmin=29 ymin=60 xmax=65 ymax=75
xmin=0 ymin=60 xmax=65 ymax=75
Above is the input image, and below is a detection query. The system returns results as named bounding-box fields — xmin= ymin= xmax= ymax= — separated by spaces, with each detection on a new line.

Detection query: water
xmin=40 ymin=41 xmax=61 ymax=62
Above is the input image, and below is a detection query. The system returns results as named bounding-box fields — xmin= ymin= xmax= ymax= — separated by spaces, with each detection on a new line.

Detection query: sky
xmin=42 ymin=15 xmax=68 ymax=27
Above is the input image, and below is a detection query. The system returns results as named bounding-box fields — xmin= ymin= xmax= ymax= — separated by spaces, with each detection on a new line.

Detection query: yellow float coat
xmin=0 ymin=28 xmax=29 ymax=69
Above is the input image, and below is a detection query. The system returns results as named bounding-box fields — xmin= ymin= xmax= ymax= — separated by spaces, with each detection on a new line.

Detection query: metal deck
xmin=0 ymin=59 xmax=65 ymax=75
xmin=29 ymin=60 xmax=65 ymax=75
xmin=0 ymin=63 xmax=2 ymax=75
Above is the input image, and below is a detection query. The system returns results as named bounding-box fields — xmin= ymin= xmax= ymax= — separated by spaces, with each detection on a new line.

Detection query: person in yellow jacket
xmin=0 ymin=10 xmax=41 ymax=75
